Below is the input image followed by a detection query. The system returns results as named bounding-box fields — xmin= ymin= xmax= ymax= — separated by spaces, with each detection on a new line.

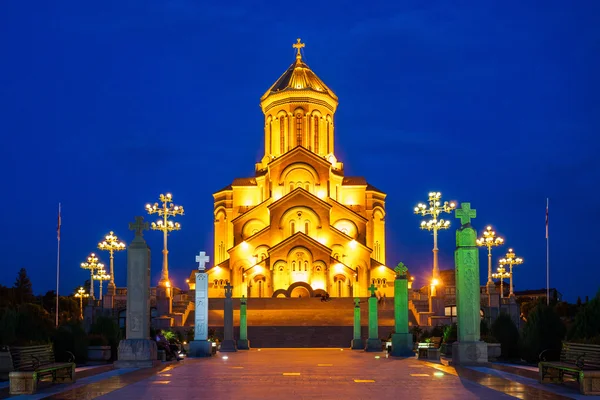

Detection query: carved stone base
xmin=451 ymin=341 xmax=488 ymax=365
xmin=365 ymin=338 xmax=382 ymax=352
xmin=390 ymin=333 xmax=414 ymax=357
xmin=237 ymin=339 xmax=250 ymax=350
xmin=189 ymin=340 xmax=213 ymax=357
xmin=581 ymin=371 xmax=600 ymax=395
xmin=114 ymin=339 xmax=160 ymax=369
xmin=351 ymin=338 xmax=364 ymax=350
xmin=9 ymin=371 xmax=37 ymax=395
xmin=220 ymin=339 xmax=237 ymax=352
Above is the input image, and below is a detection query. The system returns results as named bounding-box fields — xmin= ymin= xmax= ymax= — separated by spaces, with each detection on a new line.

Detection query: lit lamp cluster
xmin=476 ymin=226 xmax=504 ymax=291
xmin=80 ymin=253 xmax=104 ymax=300
xmin=97 ymin=231 xmax=126 ymax=293
xmin=491 ymin=265 xmax=511 ymax=298
xmin=92 ymin=266 xmax=111 ymax=301
xmin=146 ymin=193 xmax=184 ymax=288
xmin=499 ymin=248 xmax=523 ymax=297
xmin=414 ymin=192 xmax=456 ymax=283
xmin=74 ymin=287 xmax=89 ymax=319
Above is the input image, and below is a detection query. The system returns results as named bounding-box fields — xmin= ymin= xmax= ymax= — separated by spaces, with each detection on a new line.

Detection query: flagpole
xmin=56 ymin=203 xmax=61 ymax=327
xmin=546 ymin=198 xmax=549 ymax=306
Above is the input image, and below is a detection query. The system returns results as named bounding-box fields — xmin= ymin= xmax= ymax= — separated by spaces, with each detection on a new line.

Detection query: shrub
xmin=0 ymin=308 xmax=18 ymax=346
xmin=491 ymin=313 xmax=520 ymax=359
xmin=53 ymin=322 xmax=88 ymax=363
xmin=519 ymin=300 xmax=566 ymax=363
xmin=15 ymin=303 xmax=55 ymax=345
xmin=90 ymin=316 xmax=121 ymax=360
xmin=443 ymin=323 xmax=457 ymax=343
xmin=88 ymin=334 xmax=109 ymax=346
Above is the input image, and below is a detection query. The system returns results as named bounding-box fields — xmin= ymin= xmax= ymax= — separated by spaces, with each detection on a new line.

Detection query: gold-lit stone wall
xmin=200 ymin=41 xmax=394 ymax=299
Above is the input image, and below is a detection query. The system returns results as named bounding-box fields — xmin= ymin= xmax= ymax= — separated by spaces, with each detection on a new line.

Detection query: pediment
xmin=268 ymin=232 xmax=332 ymax=258
xmin=268 ymin=187 xmax=331 ymax=213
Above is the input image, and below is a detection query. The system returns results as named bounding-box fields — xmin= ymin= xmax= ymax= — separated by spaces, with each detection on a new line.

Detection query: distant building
xmin=513 ymin=288 xmax=562 ymax=303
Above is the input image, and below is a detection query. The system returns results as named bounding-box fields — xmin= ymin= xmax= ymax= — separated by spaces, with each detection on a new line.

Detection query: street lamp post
xmin=476 ymin=226 xmax=504 ymax=293
xmin=146 ymin=193 xmax=184 ymax=288
xmin=97 ymin=231 xmax=126 ymax=295
xmin=80 ymin=253 xmax=103 ymax=300
xmin=92 ymin=267 xmax=111 ymax=301
xmin=414 ymin=192 xmax=456 ymax=281
xmin=492 ymin=265 xmax=511 ymax=298
xmin=74 ymin=287 xmax=89 ymax=319
xmin=499 ymin=248 xmax=523 ymax=298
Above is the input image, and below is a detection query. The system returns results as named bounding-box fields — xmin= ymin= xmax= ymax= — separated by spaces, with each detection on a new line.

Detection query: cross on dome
xmin=293 ymin=38 xmax=305 ymax=59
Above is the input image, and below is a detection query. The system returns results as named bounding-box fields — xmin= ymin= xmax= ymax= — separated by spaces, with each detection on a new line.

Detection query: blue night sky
xmin=1 ymin=1 xmax=598 ymax=302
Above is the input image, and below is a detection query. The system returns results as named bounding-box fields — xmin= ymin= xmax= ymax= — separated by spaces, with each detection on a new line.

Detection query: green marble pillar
xmin=351 ymin=298 xmax=364 ymax=349
xmin=238 ymin=295 xmax=249 ymax=350
xmin=391 ymin=263 xmax=413 ymax=356
xmin=452 ymin=203 xmax=488 ymax=365
xmin=365 ymin=283 xmax=382 ymax=352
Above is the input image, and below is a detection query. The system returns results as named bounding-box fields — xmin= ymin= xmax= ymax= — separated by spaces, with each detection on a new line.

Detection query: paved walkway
xmin=7 ymin=349 xmax=597 ymax=399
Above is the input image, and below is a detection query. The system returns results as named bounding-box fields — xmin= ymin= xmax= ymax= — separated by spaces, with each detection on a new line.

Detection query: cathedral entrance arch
xmin=290 ymin=286 xmax=310 ymax=298
xmin=287 ymin=281 xmax=314 ymax=298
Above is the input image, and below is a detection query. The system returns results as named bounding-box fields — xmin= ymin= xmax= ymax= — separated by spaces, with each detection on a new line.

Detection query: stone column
xmin=391 ymin=263 xmax=413 ymax=357
xmin=452 ymin=203 xmax=488 ymax=365
xmin=220 ymin=282 xmax=237 ymax=352
xmin=351 ymin=298 xmax=364 ymax=349
xmin=237 ymin=295 xmax=250 ymax=350
xmin=115 ymin=217 xmax=159 ymax=368
xmin=365 ymin=284 xmax=382 ymax=351
xmin=189 ymin=251 xmax=212 ymax=357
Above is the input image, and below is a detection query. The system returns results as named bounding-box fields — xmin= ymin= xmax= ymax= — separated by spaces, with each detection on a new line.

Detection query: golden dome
xmin=260 ymin=39 xmax=338 ymax=102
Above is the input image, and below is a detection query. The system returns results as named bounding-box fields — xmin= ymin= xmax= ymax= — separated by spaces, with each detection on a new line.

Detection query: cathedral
xmin=201 ymin=40 xmax=395 ymax=299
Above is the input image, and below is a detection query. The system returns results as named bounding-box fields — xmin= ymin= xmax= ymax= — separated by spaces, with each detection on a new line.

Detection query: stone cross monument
xmin=391 ymin=262 xmax=413 ymax=356
xmin=365 ymin=283 xmax=382 ymax=351
xmin=452 ymin=203 xmax=488 ymax=365
xmin=189 ymin=251 xmax=213 ymax=357
xmin=220 ymin=282 xmax=237 ymax=352
xmin=238 ymin=295 xmax=250 ymax=350
xmin=351 ymin=298 xmax=364 ymax=350
xmin=114 ymin=216 xmax=159 ymax=368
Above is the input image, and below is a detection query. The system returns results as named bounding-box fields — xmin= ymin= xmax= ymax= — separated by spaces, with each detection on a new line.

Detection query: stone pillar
xmin=156 ymin=286 xmax=172 ymax=318
xmin=452 ymin=203 xmax=488 ymax=365
xmin=102 ymin=293 xmax=114 ymax=310
xmin=189 ymin=274 xmax=211 ymax=356
xmin=366 ymin=284 xmax=382 ymax=351
xmin=115 ymin=217 xmax=159 ymax=368
xmin=220 ymin=282 xmax=237 ymax=352
xmin=237 ymin=295 xmax=250 ymax=350
xmin=391 ymin=263 xmax=413 ymax=357
xmin=351 ymin=298 xmax=364 ymax=349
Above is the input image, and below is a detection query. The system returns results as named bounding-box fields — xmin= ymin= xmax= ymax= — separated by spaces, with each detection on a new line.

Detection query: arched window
xmin=279 ymin=266 xmax=284 ymax=272
xmin=334 ymin=253 xmax=339 ymax=260
xmin=292 ymin=261 xmax=296 ymax=271
xmin=296 ymin=113 xmax=303 ymax=146
xmin=290 ymin=182 xmax=294 ymax=191
xmin=304 ymin=261 xmax=308 ymax=271
xmin=290 ymin=221 xmax=295 ymax=234
xmin=326 ymin=119 xmax=330 ymax=151
xmin=269 ymin=122 xmax=272 ymax=154
xmin=280 ymin=117 xmax=285 ymax=153
xmin=213 ymin=280 xmax=218 ymax=287
xmin=304 ymin=221 xmax=309 ymax=234
xmin=261 ymin=254 xmax=266 ymax=261
xmin=316 ymin=266 xmax=321 ymax=272
xmin=314 ymin=117 xmax=319 ymax=152
xmin=304 ymin=183 xmax=309 ymax=191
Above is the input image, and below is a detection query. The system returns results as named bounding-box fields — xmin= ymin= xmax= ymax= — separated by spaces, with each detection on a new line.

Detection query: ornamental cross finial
xmin=293 ymin=38 xmax=305 ymax=59
xmin=394 ymin=262 xmax=408 ymax=277
xmin=224 ymin=281 xmax=233 ymax=298
xmin=195 ymin=251 xmax=210 ymax=271
xmin=129 ymin=216 xmax=148 ymax=237
xmin=456 ymin=203 xmax=477 ymax=225
xmin=368 ymin=283 xmax=377 ymax=297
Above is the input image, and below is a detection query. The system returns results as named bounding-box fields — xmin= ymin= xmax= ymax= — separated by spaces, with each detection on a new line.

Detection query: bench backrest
xmin=9 ymin=344 xmax=55 ymax=371
xmin=561 ymin=342 xmax=600 ymax=370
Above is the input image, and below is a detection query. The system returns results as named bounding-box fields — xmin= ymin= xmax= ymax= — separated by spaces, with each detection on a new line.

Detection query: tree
xmin=519 ymin=300 xmax=566 ymax=363
xmin=568 ymin=289 xmax=600 ymax=342
xmin=576 ymin=296 xmax=582 ymax=307
xmin=13 ymin=268 xmax=34 ymax=304
xmin=492 ymin=313 xmax=520 ymax=359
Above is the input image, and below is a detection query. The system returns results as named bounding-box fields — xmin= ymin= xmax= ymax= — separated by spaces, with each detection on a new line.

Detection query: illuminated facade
xmin=204 ymin=40 xmax=394 ymax=298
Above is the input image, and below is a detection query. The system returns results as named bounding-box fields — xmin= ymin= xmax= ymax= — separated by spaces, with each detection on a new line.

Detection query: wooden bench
xmin=417 ymin=336 xmax=442 ymax=360
xmin=539 ymin=342 xmax=600 ymax=395
xmin=8 ymin=344 xmax=76 ymax=395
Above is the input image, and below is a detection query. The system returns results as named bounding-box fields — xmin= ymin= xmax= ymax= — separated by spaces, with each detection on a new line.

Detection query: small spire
xmin=293 ymin=38 xmax=305 ymax=60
